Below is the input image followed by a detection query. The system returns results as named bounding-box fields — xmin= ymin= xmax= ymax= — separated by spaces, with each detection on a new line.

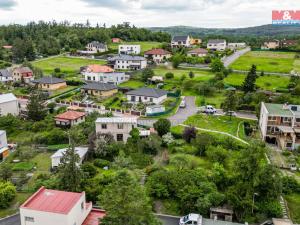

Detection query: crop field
xmin=109 ymin=41 xmax=162 ymax=53
xmin=230 ymin=51 xmax=296 ymax=73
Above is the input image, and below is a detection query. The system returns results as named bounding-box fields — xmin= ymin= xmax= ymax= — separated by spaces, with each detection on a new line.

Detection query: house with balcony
xmin=207 ymin=39 xmax=227 ymax=51
xmin=259 ymin=102 xmax=300 ymax=150
xmin=144 ymin=48 xmax=171 ymax=64
xmin=171 ymin=36 xmax=191 ymax=48
xmin=12 ymin=67 xmax=34 ymax=83
xmin=20 ymin=186 xmax=106 ymax=225
xmin=118 ymin=44 xmax=141 ymax=55
xmin=86 ymin=41 xmax=107 ymax=53
xmin=108 ymin=55 xmax=147 ymax=70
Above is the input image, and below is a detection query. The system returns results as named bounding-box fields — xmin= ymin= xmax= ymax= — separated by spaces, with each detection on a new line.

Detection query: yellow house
xmin=32 ymin=77 xmax=67 ymax=91
xmin=190 ymin=38 xmax=202 ymax=45
xmin=81 ymin=82 xmax=118 ymax=98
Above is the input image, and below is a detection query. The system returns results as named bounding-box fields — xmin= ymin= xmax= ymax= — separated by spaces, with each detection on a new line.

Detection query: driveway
xmin=156 ymin=214 xmax=180 ymax=225
xmin=0 ymin=214 xmax=20 ymax=225
xmin=222 ymin=47 xmax=250 ymax=67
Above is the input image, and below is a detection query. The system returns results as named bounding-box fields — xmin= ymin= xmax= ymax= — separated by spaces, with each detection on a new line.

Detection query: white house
xmin=108 ymin=55 xmax=147 ymax=70
xmin=187 ymin=48 xmax=208 ymax=57
xmin=144 ymin=48 xmax=172 ymax=64
xmin=227 ymin=43 xmax=247 ymax=50
xmin=171 ymin=36 xmax=191 ymax=48
xmin=207 ymin=39 xmax=227 ymax=51
xmin=118 ymin=44 xmax=141 ymax=55
xmin=0 ymin=69 xmax=12 ymax=82
xmin=126 ymin=87 xmax=168 ymax=105
xmin=0 ymin=130 xmax=9 ymax=161
xmin=82 ymin=65 xmax=128 ymax=85
xmin=146 ymin=105 xmax=165 ymax=116
xmin=0 ymin=93 xmax=19 ymax=116
xmin=20 ymin=186 xmax=106 ymax=225
xmin=96 ymin=117 xmax=138 ymax=142
xmin=51 ymin=147 xmax=88 ymax=168
xmin=86 ymin=41 xmax=107 ymax=53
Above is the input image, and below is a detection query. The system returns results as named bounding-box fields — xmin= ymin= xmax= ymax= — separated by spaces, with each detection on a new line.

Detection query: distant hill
xmin=148 ymin=24 xmax=300 ymax=38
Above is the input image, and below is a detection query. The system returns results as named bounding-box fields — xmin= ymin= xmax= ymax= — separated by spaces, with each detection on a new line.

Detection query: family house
xmin=32 ymin=77 xmax=67 ymax=91
xmin=112 ymin=38 xmax=122 ymax=43
xmin=144 ymin=48 xmax=171 ymax=64
xmin=81 ymin=82 xmax=118 ymax=98
xmin=261 ymin=40 xmax=280 ymax=49
xmin=108 ymin=55 xmax=147 ymax=70
xmin=55 ymin=110 xmax=86 ymax=128
xmin=118 ymin=44 xmax=141 ymax=55
xmin=12 ymin=67 xmax=34 ymax=83
xmin=0 ymin=93 xmax=19 ymax=116
xmin=187 ymin=48 xmax=208 ymax=57
xmin=259 ymin=102 xmax=300 ymax=150
xmin=280 ymin=39 xmax=298 ymax=48
xmin=96 ymin=117 xmax=138 ymax=142
xmin=227 ymin=42 xmax=247 ymax=50
xmin=51 ymin=147 xmax=88 ymax=168
xmin=0 ymin=69 xmax=12 ymax=82
xmin=20 ymin=187 xmax=106 ymax=225
xmin=82 ymin=65 xmax=128 ymax=85
xmin=171 ymin=36 xmax=191 ymax=48
xmin=207 ymin=39 xmax=227 ymax=51
xmin=126 ymin=87 xmax=168 ymax=105
xmin=86 ymin=41 xmax=107 ymax=53
xmin=0 ymin=130 xmax=9 ymax=161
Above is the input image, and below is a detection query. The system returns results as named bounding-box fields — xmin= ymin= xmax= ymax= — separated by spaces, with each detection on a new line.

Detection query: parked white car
xmin=204 ymin=105 xmax=217 ymax=114
xmin=179 ymin=213 xmax=202 ymax=225
xmin=180 ymin=96 xmax=186 ymax=108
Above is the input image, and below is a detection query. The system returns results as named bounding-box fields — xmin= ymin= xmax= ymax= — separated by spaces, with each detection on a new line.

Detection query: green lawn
xmin=195 ymin=92 xmax=226 ymax=108
xmin=230 ymin=51 xmax=296 ymax=73
xmin=293 ymin=58 xmax=300 ymax=73
xmin=109 ymin=41 xmax=162 ymax=53
xmin=32 ymin=56 xmax=106 ymax=75
xmin=224 ymin=73 xmax=290 ymax=91
xmin=119 ymin=80 xmax=145 ymax=89
xmin=286 ymin=193 xmax=300 ymax=223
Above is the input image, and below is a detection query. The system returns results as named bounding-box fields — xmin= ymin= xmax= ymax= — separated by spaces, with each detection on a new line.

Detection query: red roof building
xmin=112 ymin=38 xmax=122 ymax=43
xmin=187 ymin=48 xmax=208 ymax=57
xmin=144 ymin=48 xmax=171 ymax=56
xmin=86 ymin=65 xmax=114 ymax=73
xmin=144 ymin=48 xmax=172 ymax=64
xmin=55 ymin=110 xmax=86 ymax=127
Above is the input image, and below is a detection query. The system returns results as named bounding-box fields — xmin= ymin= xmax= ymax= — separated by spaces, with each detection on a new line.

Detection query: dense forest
xmin=0 ymin=21 xmax=171 ymax=63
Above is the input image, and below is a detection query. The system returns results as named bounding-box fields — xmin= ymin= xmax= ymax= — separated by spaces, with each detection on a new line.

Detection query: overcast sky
xmin=0 ymin=0 xmax=299 ymax=28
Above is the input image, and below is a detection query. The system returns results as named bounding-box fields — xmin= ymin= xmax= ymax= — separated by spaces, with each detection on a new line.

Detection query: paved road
xmin=156 ymin=214 xmax=180 ymax=225
xmin=222 ymin=47 xmax=251 ymax=67
xmin=0 ymin=214 xmax=20 ymax=225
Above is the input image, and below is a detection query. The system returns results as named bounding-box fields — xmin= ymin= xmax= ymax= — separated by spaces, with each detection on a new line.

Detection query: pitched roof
xmin=188 ymin=48 xmax=208 ymax=54
xmin=86 ymin=65 xmax=114 ymax=73
xmin=32 ymin=77 xmax=66 ymax=84
xmin=144 ymin=48 xmax=171 ymax=55
xmin=13 ymin=67 xmax=32 ymax=74
xmin=0 ymin=69 xmax=12 ymax=77
xmin=172 ymin=36 xmax=189 ymax=42
xmin=126 ymin=87 xmax=168 ymax=98
xmin=55 ymin=110 xmax=86 ymax=121
xmin=88 ymin=41 xmax=106 ymax=48
xmin=108 ymin=55 xmax=146 ymax=61
xmin=96 ymin=117 xmax=137 ymax=124
xmin=82 ymin=82 xmax=117 ymax=91
xmin=0 ymin=93 xmax=17 ymax=104
xmin=51 ymin=147 xmax=88 ymax=159
xmin=208 ymin=39 xmax=226 ymax=44
xmin=21 ymin=187 xmax=83 ymax=214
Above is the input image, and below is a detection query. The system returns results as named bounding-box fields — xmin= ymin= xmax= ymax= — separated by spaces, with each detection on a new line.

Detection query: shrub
xmin=81 ymin=163 xmax=97 ymax=178
xmin=0 ymin=181 xmax=16 ymax=208
xmin=165 ymin=72 xmax=174 ymax=79
xmin=153 ymin=119 xmax=171 ymax=137
xmin=93 ymin=159 xmax=110 ymax=168
xmin=182 ymin=126 xmax=197 ymax=143
xmin=282 ymin=176 xmax=300 ymax=194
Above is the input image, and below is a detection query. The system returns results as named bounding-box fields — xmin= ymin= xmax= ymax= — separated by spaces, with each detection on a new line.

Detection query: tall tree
xmin=242 ymin=65 xmax=258 ymax=93
xmin=26 ymin=90 xmax=47 ymax=121
xmin=222 ymin=90 xmax=238 ymax=120
xmin=153 ymin=118 xmax=171 ymax=137
xmin=210 ymin=58 xmax=224 ymax=72
xmin=98 ymin=171 xmax=161 ymax=225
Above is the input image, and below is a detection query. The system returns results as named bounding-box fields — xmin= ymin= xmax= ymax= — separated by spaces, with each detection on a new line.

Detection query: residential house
xmin=51 ymin=147 xmax=88 ymax=168
xmin=86 ymin=41 xmax=107 ymax=53
xmin=32 ymin=77 xmax=67 ymax=91
xmin=118 ymin=44 xmax=141 ymax=55
xmin=146 ymin=105 xmax=165 ymax=116
xmin=55 ymin=110 xmax=86 ymax=128
xmin=259 ymin=102 xmax=300 ymax=150
xmin=187 ymin=48 xmax=208 ymax=57
xmin=126 ymin=87 xmax=168 ymax=104
xmin=0 ymin=130 xmax=9 ymax=161
xmin=280 ymin=39 xmax=298 ymax=48
xmin=0 ymin=69 xmax=12 ymax=82
xmin=95 ymin=117 xmax=138 ymax=142
xmin=227 ymin=42 xmax=247 ymax=50
xmin=144 ymin=48 xmax=171 ymax=64
xmin=12 ymin=67 xmax=34 ymax=83
xmin=171 ymin=36 xmax=191 ymax=48
xmin=261 ymin=40 xmax=280 ymax=49
xmin=108 ymin=55 xmax=147 ymax=70
xmin=0 ymin=93 xmax=19 ymax=116
xmin=81 ymin=82 xmax=118 ymax=98
xmin=207 ymin=39 xmax=227 ymax=51
xmin=82 ymin=65 xmax=128 ymax=85
xmin=190 ymin=37 xmax=202 ymax=45
xmin=20 ymin=186 xmax=106 ymax=225
xmin=112 ymin=38 xmax=122 ymax=43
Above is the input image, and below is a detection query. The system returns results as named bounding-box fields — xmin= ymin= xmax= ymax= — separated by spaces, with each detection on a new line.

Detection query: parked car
xmin=179 ymin=213 xmax=202 ymax=225
xmin=180 ymin=96 xmax=186 ymax=108
xmin=199 ymin=105 xmax=217 ymax=114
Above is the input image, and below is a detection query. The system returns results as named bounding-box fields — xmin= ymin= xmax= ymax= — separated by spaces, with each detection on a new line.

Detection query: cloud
xmin=80 ymin=0 xmax=138 ymax=9
xmin=0 ymin=0 xmax=17 ymax=9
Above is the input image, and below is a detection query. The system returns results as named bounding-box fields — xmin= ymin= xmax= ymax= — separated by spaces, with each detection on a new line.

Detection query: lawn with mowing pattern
xmin=229 ymin=51 xmax=296 ymax=73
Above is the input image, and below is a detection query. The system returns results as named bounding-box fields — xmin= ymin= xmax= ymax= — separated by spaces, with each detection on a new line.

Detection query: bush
xmin=165 ymin=72 xmax=174 ymax=79
xmin=257 ymin=200 xmax=283 ymax=218
xmin=282 ymin=176 xmax=300 ymax=194
xmin=182 ymin=126 xmax=197 ymax=143
xmin=93 ymin=159 xmax=110 ymax=168
xmin=0 ymin=181 xmax=16 ymax=208
xmin=153 ymin=119 xmax=171 ymax=137
xmin=66 ymin=80 xmax=84 ymax=86
xmin=81 ymin=163 xmax=97 ymax=178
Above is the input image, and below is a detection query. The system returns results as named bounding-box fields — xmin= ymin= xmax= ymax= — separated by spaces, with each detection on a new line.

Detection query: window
xmin=268 ymin=116 xmax=276 ymax=121
xmin=81 ymin=202 xmax=84 ymax=210
xmin=296 ymin=118 xmax=300 ymax=123
xmin=150 ymin=98 xmax=153 ymax=102
xmin=101 ymin=124 xmax=107 ymax=129
xmin=25 ymin=217 xmax=34 ymax=222
xmin=117 ymin=123 xmax=124 ymax=129
xmin=283 ymin=117 xmax=291 ymax=122
xmin=117 ymin=134 xmax=123 ymax=142
xmin=286 ymin=142 xmax=293 ymax=148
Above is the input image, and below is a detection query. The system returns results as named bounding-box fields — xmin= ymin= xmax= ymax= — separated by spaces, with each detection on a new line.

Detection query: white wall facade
xmin=207 ymin=41 xmax=227 ymax=51
xmin=0 ymin=131 xmax=7 ymax=149
xmin=83 ymin=72 xmax=127 ymax=85
xmin=0 ymin=100 xmax=19 ymax=116
xmin=228 ymin=43 xmax=246 ymax=49
xmin=126 ymin=94 xmax=167 ymax=105
xmin=259 ymin=103 xmax=269 ymax=140
xmin=118 ymin=45 xmax=141 ymax=55
xmin=0 ymin=76 xmax=13 ymax=82
xmin=171 ymin=36 xmax=191 ymax=48
xmin=115 ymin=60 xmax=147 ymax=70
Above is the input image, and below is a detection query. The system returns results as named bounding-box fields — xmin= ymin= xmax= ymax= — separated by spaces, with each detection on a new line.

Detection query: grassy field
xmin=293 ymin=58 xmax=300 ymax=73
xmin=230 ymin=51 xmax=296 ymax=73
xmin=119 ymin=80 xmax=145 ymax=88
xmin=224 ymin=73 xmax=290 ymax=91
xmin=195 ymin=92 xmax=226 ymax=108
xmin=286 ymin=193 xmax=300 ymax=223
xmin=109 ymin=41 xmax=162 ymax=53
xmin=32 ymin=56 xmax=106 ymax=75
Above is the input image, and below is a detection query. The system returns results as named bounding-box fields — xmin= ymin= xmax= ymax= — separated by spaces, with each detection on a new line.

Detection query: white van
xmin=180 ymin=96 xmax=186 ymax=108
xmin=179 ymin=213 xmax=202 ymax=225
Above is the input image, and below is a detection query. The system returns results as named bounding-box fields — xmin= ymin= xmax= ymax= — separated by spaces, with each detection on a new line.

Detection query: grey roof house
xmin=0 ymin=69 xmax=12 ymax=82
xmin=126 ymin=87 xmax=168 ymax=104
xmin=81 ymin=82 xmax=118 ymax=98
xmin=171 ymin=35 xmax=191 ymax=48
xmin=32 ymin=77 xmax=67 ymax=90
xmin=108 ymin=55 xmax=147 ymax=70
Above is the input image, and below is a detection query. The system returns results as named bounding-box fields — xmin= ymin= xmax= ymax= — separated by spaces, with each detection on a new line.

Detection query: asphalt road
xmin=156 ymin=214 xmax=180 ymax=225
xmin=222 ymin=47 xmax=251 ymax=67
xmin=0 ymin=214 xmax=20 ymax=225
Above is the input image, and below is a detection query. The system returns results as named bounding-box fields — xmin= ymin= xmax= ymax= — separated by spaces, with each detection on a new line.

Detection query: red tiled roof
xmin=87 ymin=65 xmax=114 ymax=73
xmin=55 ymin=110 xmax=86 ymax=121
xmin=21 ymin=187 xmax=83 ymax=214
xmin=82 ymin=209 xmax=106 ymax=225
xmin=144 ymin=48 xmax=171 ymax=55
xmin=14 ymin=67 xmax=33 ymax=74
xmin=188 ymin=48 xmax=208 ymax=54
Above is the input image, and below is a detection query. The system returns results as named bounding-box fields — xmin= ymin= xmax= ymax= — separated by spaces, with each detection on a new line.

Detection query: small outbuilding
xmin=51 ymin=146 xmax=88 ymax=168
xmin=55 ymin=110 xmax=86 ymax=127
xmin=32 ymin=77 xmax=67 ymax=91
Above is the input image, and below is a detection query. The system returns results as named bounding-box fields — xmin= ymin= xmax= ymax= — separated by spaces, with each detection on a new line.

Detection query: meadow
xmin=109 ymin=41 xmax=162 ymax=53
